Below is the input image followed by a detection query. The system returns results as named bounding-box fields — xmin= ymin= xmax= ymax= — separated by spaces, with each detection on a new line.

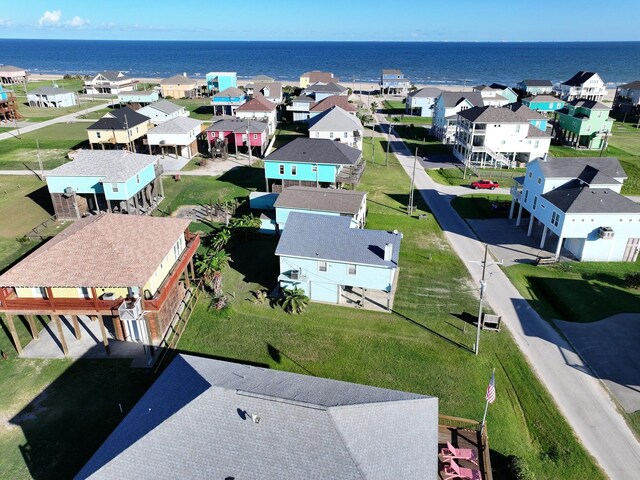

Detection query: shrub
xmin=281 ymin=287 xmax=309 ymax=314
xmin=624 ymin=272 xmax=640 ymax=289
xmin=506 ymin=455 xmax=535 ymax=480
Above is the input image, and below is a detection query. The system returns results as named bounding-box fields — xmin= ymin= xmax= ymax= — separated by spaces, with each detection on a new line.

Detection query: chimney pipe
xmin=384 ymin=243 xmax=393 ymax=261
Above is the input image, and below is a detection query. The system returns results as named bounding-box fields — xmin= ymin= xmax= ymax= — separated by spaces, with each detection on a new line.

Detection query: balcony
xmin=337 ymin=161 xmax=365 ymax=185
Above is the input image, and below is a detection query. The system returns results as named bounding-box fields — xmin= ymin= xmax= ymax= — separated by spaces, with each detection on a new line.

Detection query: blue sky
xmin=1 ymin=1 xmax=639 ymax=41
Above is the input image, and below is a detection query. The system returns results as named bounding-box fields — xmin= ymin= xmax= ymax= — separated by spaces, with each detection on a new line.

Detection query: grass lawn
xmin=15 ymin=100 xmax=106 ymax=123
xmin=428 ymin=166 xmax=524 ymax=189
xmin=272 ymin=122 xmax=306 ymax=150
xmin=390 ymin=115 xmax=432 ymax=124
xmin=177 ymin=138 xmax=603 ymax=480
xmin=382 ymin=99 xmax=405 ymax=115
xmin=76 ymin=107 xmax=114 ymax=120
xmin=452 ymin=194 xmax=513 ymax=219
xmin=0 ymin=123 xmax=88 ymax=170
xmin=170 ymin=98 xmax=215 ymax=120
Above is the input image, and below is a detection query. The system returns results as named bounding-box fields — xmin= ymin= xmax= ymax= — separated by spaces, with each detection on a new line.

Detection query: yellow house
xmin=160 ymin=74 xmax=198 ymax=99
xmin=87 ymin=106 xmax=151 ymax=150
xmin=299 ymin=70 xmax=339 ymax=89
xmin=0 ymin=214 xmax=200 ymax=355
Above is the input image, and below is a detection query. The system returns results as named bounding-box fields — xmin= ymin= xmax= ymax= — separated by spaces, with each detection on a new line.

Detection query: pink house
xmin=206 ymin=118 xmax=270 ymax=157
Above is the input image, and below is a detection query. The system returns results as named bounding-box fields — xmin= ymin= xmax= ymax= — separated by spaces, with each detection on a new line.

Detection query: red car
xmin=471 ymin=179 xmax=499 ymax=190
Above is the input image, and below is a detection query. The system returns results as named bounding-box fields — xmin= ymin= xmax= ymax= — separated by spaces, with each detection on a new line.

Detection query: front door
xmin=623 ymin=238 xmax=640 ymax=262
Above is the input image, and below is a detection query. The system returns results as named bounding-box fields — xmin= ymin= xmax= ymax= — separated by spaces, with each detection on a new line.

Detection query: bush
xmin=506 ymin=455 xmax=535 ymax=480
xmin=624 ymin=272 xmax=640 ymax=289
xmin=15 ymin=235 xmax=31 ymax=245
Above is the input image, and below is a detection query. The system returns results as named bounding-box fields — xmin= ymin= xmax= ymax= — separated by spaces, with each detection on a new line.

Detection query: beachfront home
xmin=211 ymin=87 xmax=246 ymax=116
xmin=309 ymin=95 xmax=357 ymax=118
xmin=234 ymin=94 xmax=277 ymax=134
xmin=300 ymin=71 xmax=340 ymax=88
xmin=380 ymin=69 xmax=410 ymax=95
xmin=489 ymin=83 xmax=519 ymax=103
xmin=206 ymin=71 xmax=237 ymax=92
xmin=553 ymin=99 xmax=613 ymax=150
xmin=117 ymin=90 xmax=159 ymax=106
xmin=522 ymin=95 xmax=565 ymax=114
xmin=84 ymin=71 xmax=138 ymax=95
xmin=160 ymin=74 xmax=198 ymax=99
xmin=206 ymin=118 xmax=270 ymax=157
xmin=138 ymin=99 xmax=189 ymax=125
xmin=405 ymin=87 xmax=442 ymax=117
xmin=147 ymin=117 xmax=204 ymax=159
xmin=0 ymin=214 xmax=199 ymax=356
xmin=558 ymin=71 xmax=607 ymax=102
xmin=308 ymin=106 xmax=364 ymax=150
xmin=509 ymin=156 xmax=640 ymax=262
xmin=87 ymin=107 xmax=151 ymax=151
xmin=613 ymin=80 xmax=640 ymax=114
xmin=46 ymin=149 xmax=163 ymax=219
xmin=27 ymin=86 xmax=77 ymax=108
xmin=276 ymin=213 xmax=401 ymax=309
xmin=473 ymin=85 xmax=513 ymax=105
xmin=302 ymin=82 xmax=349 ymax=102
xmin=453 ymin=106 xmax=551 ymax=168
xmin=516 ymin=79 xmax=553 ymax=96
xmin=0 ymin=84 xmax=19 ymax=121
xmin=76 ymin=354 xmax=438 ymax=479
xmin=0 ymin=65 xmax=27 ymax=84
xmin=432 ymin=91 xmax=485 ymax=144
xmin=505 ymin=102 xmax=549 ymax=130
xmin=263 ymin=138 xmax=364 ymax=192
xmin=288 ymin=95 xmax=316 ymax=122
xmin=245 ymin=80 xmax=283 ymax=104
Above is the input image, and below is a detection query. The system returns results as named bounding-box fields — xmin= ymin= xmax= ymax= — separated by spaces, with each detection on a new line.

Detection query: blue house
xmin=46 ymin=150 xmax=163 ymax=219
xmin=276 ymin=213 xmax=402 ymax=309
xmin=522 ymin=95 xmax=565 ymax=114
xmin=118 ymin=90 xmax=159 ymax=106
xmin=263 ymin=138 xmax=363 ymax=192
xmin=206 ymin=71 xmax=237 ymax=92
xmin=380 ymin=69 xmax=411 ymax=94
xmin=211 ymin=87 xmax=246 ymax=115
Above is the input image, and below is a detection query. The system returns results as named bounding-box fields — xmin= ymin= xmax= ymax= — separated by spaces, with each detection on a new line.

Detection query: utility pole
xmin=246 ymin=125 xmax=253 ymax=166
xmin=408 ymin=147 xmax=417 ymax=215
xmin=385 ymin=125 xmax=393 ymax=166
xmin=475 ymin=244 xmax=489 ymax=356
xmin=36 ymin=139 xmax=43 ymax=180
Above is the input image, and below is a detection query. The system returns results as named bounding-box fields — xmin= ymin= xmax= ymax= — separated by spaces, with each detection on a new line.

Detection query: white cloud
xmin=69 ymin=16 xmax=89 ymax=28
xmin=38 ymin=10 xmax=62 ymax=26
xmin=0 ymin=18 xmax=12 ymax=27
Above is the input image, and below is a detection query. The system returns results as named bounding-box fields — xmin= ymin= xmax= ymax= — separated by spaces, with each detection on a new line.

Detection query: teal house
xmin=553 ymin=99 xmax=613 ymax=150
xmin=206 ymin=71 xmax=237 ymax=92
xmin=522 ymin=95 xmax=565 ymax=114
xmin=46 ymin=150 xmax=163 ymax=219
xmin=263 ymin=138 xmax=364 ymax=192
xmin=275 ymin=213 xmax=401 ymax=309
xmin=211 ymin=87 xmax=246 ymax=115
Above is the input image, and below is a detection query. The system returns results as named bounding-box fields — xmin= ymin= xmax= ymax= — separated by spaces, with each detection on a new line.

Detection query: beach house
xmin=27 ymin=86 xmax=77 ymax=108
xmin=0 ymin=214 xmax=199 ymax=356
xmin=509 ymin=156 xmax=640 ymax=262
xmin=522 ymin=95 xmax=565 ymax=114
xmin=432 ymin=91 xmax=485 ymax=144
xmin=117 ymin=91 xmax=159 ymax=107
xmin=380 ymin=69 xmax=411 ymax=94
xmin=276 ymin=213 xmax=401 ymax=309
xmin=206 ymin=118 xmax=270 ymax=157
xmin=206 ymin=71 xmax=237 ymax=92
xmin=453 ymin=106 xmax=551 ymax=168
xmin=309 ymin=95 xmax=357 ymax=118
xmin=211 ymin=87 xmax=246 ymax=116
xmin=558 ymin=71 xmax=607 ymax=102
xmin=76 ymin=354 xmax=438 ymax=480
xmin=505 ymin=102 xmax=549 ymax=130
xmin=86 ymin=107 xmax=151 ymax=151
xmin=613 ymin=80 xmax=640 ymax=114
xmin=263 ymin=138 xmax=364 ymax=192
xmin=405 ymin=87 xmax=442 ymax=117
xmin=308 ymin=106 xmax=364 ymax=150
xmin=234 ymin=94 xmax=277 ymax=134
xmin=302 ymin=82 xmax=349 ymax=102
xmin=516 ymin=79 xmax=554 ymax=96
xmin=138 ymin=100 xmax=189 ymax=125
xmin=244 ymin=80 xmax=283 ymax=104
xmin=84 ymin=71 xmax=138 ymax=95
xmin=147 ymin=117 xmax=204 ymax=159
xmin=299 ymin=70 xmax=340 ymax=88
xmin=0 ymin=65 xmax=27 ymax=84
xmin=553 ymin=99 xmax=613 ymax=150
xmin=473 ymin=85 xmax=514 ymax=105
xmin=46 ymin=149 xmax=163 ymax=219
xmin=288 ymin=95 xmax=316 ymax=122
xmin=160 ymin=74 xmax=198 ymax=99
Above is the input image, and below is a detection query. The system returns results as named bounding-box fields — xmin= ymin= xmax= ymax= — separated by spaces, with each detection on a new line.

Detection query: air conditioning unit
xmin=64 ymin=186 xmax=75 ymax=195
xmin=103 ymin=292 xmax=116 ymax=300
xmin=290 ymin=270 xmax=300 ymax=280
xmin=598 ymin=226 xmax=614 ymax=239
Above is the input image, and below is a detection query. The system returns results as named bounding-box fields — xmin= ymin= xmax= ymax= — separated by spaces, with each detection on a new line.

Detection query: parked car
xmin=471 ymin=179 xmax=499 ymax=190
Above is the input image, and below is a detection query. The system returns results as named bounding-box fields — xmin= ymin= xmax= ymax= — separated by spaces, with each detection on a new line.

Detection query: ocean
xmin=1 ymin=39 xmax=639 ymax=86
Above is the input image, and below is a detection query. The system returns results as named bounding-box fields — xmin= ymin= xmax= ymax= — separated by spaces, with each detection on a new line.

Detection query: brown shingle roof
xmin=310 ymin=95 xmax=357 ymax=112
xmin=235 ymin=94 xmax=276 ymax=112
xmin=0 ymin=214 xmax=191 ymax=288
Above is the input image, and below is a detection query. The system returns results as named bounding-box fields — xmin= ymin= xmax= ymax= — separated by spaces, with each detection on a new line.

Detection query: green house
xmin=553 ymin=99 xmax=613 ymax=150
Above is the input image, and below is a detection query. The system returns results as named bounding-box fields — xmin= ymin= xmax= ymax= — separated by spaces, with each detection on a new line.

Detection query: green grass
xmin=178 ymin=139 xmax=604 ymax=480
xmin=428 ymin=166 xmax=524 ymax=189
xmin=390 ymin=115 xmax=433 ymax=124
xmin=8 ymin=79 xmax=84 ymax=97
xmin=504 ymin=262 xmax=640 ymax=323
xmin=0 ymin=123 xmax=88 ymax=170
xmin=0 ymin=176 xmax=55 ymax=238
xmin=382 ymin=99 xmax=405 ymax=114
xmin=76 ymin=107 xmax=114 ymax=120
xmin=272 ymin=122 xmax=306 ymax=150
xmin=15 ymin=100 xmax=106 ymax=123
xmin=452 ymin=194 xmax=513 ymax=219
xmin=170 ymin=98 xmax=215 ymax=120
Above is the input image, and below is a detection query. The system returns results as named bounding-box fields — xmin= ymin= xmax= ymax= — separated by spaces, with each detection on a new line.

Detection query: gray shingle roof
xmin=206 ymin=118 xmax=269 ymax=134
xmin=308 ymin=106 xmax=363 ymax=132
xmin=567 ymin=98 xmax=610 ymax=110
xmin=542 ymin=180 xmax=640 ymax=214
xmin=147 ymin=116 xmax=202 ymax=135
xmin=249 ymin=74 xmax=275 ymax=82
xmin=0 ymin=65 xmax=26 ymax=73
xmin=619 ymin=80 xmax=640 ymax=90
xmin=562 ymin=71 xmax=599 ymax=87
xmin=505 ymin=102 xmax=547 ymax=121
xmin=265 ymin=138 xmax=361 ymax=165
xmin=274 ymin=186 xmax=366 ymax=215
xmin=439 ymin=91 xmax=485 ymax=108
xmin=46 ymin=149 xmax=156 ymax=182
xmin=458 ymin=106 xmax=527 ymax=123
xmin=408 ymin=87 xmax=442 ymax=98
xmin=87 ymin=107 xmax=149 ymax=131
xmin=76 ymin=354 xmax=438 ymax=480
xmin=143 ymin=99 xmax=184 ymax=115
xmin=526 ymin=126 xmax=551 ymax=138
xmin=160 ymin=74 xmax=196 ymax=85
xmin=212 ymin=86 xmax=245 ymax=98
xmin=303 ymin=82 xmax=348 ymax=94
xmin=520 ymin=79 xmax=553 ymax=87
xmin=382 ymin=69 xmax=404 ymax=75
xmin=29 ymin=86 xmax=74 ymax=96
xmin=96 ymin=71 xmax=129 ymax=82
xmin=523 ymin=94 xmax=562 ymax=103
xmin=276 ymin=212 xmax=401 ymax=267
xmin=535 ymin=156 xmax=627 ymax=179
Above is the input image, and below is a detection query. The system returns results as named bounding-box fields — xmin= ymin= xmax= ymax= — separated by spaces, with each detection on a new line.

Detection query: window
xmin=532 ymin=196 xmax=538 ymax=210
xmin=528 ymin=171 xmax=533 ymax=178
xmin=315 ymin=132 xmax=320 ymax=138
xmin=311 ymin=165 xmax=317 ymax=173
xmin=344 ymin=132 xmax=348 ymax=138
xmin=318 ymin=261 xmax=327 ymax=272
xmin=551 ymin=211 xmax=560 ymax=227
xmin=112 ymin=183 xmax=119 ymax=193
xmin=279 ymin=164 xmax=285 ymax=175
xmin=330 ymin=132 xmax=334 ymax=138
xmin=537 ymin=177 xmax=542 ymax=184
xmin=347 ymin=264 xmax=357 ymax=275
xmin=136 ymin=174 xmax=140 ymax=184
xmin=291 ymin=165 xmax=297 ymax=176
xmin=253 ymin=134 xmax=257 ymax=139
xmin=96 ymin=132 xmax=101 ymax=139
xmin=524 ymin=190 xmax=529 ymax=203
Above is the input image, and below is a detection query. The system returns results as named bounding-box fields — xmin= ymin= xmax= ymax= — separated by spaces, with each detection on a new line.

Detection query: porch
xmin=336 ymin=160 xmax=366 ymax=186
xmin=438 ymin=415 xmax=493 ymax=480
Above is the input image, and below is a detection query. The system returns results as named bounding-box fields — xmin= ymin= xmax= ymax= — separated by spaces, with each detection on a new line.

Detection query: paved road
xmin=376 ymin=113 xmax=640 ymax=479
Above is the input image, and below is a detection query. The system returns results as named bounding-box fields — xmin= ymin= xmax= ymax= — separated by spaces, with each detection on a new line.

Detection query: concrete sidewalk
xmin=377 ymin=113 xmax=640 ymax=479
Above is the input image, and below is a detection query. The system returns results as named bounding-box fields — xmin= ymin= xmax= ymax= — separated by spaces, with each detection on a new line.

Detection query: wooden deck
xmin=438 ymin=415 xmax=493 ymax=480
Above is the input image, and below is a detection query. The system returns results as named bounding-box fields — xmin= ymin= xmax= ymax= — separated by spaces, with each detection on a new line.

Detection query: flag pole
xmin=481 ymin=368 xmax=495 ymax=431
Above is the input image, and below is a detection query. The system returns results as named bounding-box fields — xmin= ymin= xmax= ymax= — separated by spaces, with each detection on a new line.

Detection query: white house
xmin=516 ymin=79 xmax=554 ymax=96
xmin=432 ymin=91 xmax=485 ymax=144
xmin=301 ymin=82 xmax=349 ymax=102
xmin=84 ymin=71 xmax=138 ymax=95
xmin=453 ymin=106 xmax=551 ymax=168
xmin=27 ymin=86 xmax=77 ymax=108
xmin=147 ymin=116 xmax=203 ymax=159
xmin=405 ymin=87 xmax=442 ymax=117
xmin=613 ymin=80 xmax=640 ymax=113
xmin=235 ymin=94 xmax=277 ymax=135
xmin=138 ymin=99 xmax=189 ymax=125
xmin=558 ymin=71 xmax=607 ymax=102
xmin=510 ymin=156 xmax=640 ymax=261
xmin=308 ymin=106 xmax=364 ymax=150
xmin=288 ymin=95 xmax=316 ymax=122
xmin=245 ymin=81 xmax=283 ymax=104
xmin=473 ymin=85 xmax=512 ymax=105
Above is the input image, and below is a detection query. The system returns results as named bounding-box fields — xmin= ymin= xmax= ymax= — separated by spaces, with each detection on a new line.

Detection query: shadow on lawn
xmin=216 ymin=165 xmax=264 ymax=192
xmin=26 ymin=185 xmax=55 ymax=216
xmin=392 ymin=309 xmax=474 ymax=353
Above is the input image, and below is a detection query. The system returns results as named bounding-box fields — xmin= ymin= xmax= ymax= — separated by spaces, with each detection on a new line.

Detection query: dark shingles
xmin=265 ymin=138 xmax=361 ymax=166
xmin=542 ymin=181 xmax=640 ymax=214
xmin=520 ymin=79 xmax=553 ymax=87
xmin=274 ymin=187 xmax=366 ymax=215
xmin=562 ymin=71 xmax=598 ymax=86
xmin=457 ymin=106 xmax=525 ymax=123
xmin=536 ymin=157 xmax=627 ymax=179
xmin=438 ymin=91 xmax=485 ymax=108
xmin=87 ymin=106 xmax=149 ymax=131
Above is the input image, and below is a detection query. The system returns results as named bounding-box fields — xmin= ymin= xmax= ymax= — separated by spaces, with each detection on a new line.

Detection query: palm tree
xmin=281 ymin=287 xmax=309 ymax=314
xmin=209 ymin=228 xmax=231 ymax=251
xmin=195 ymin=249 xmax=231 ymax=295
xmin=370 ymin=101 xmax=379 ymax=116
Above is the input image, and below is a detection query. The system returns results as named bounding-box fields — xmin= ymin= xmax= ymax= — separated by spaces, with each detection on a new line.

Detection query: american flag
xmin=486 ymin=372 xmax=496 ymax=404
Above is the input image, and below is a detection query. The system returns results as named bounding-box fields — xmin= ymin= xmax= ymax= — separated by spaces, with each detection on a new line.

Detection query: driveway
xmin=556 ymin=313 xmax=640 ymax=414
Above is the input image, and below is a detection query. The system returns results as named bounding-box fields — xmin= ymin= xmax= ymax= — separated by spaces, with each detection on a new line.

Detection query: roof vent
xmin=384 ymin=243 xmax=393 ymax=261
xmin=251 ymin=414 xmax=260 ymax=424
